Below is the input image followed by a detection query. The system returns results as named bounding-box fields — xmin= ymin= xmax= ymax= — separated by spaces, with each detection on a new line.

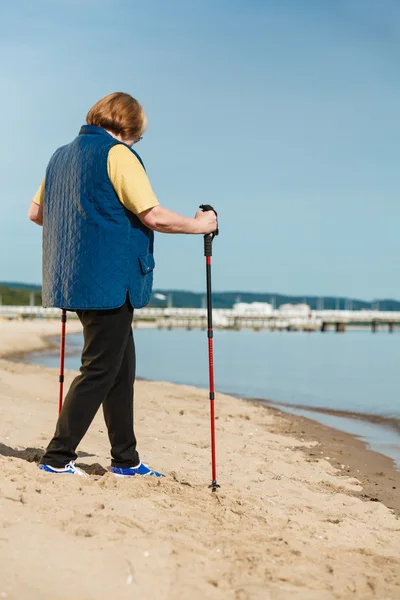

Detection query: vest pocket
xmin=138 ymin=254 xmax=155 ymax=274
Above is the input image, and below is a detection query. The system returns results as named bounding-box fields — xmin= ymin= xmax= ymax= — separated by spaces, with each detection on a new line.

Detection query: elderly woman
xmin=28 ymin=92 xmax=217 ymax=478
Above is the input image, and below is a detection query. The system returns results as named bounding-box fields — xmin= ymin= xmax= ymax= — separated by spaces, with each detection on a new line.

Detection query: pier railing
xmin=1 ymin=306 xmax=399 ymax=332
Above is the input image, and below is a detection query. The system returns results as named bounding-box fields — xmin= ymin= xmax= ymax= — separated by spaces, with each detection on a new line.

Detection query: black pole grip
xmin=200 ymin=204 xmax=216 ymax=213
xmin=204 ymin=234 xmax=213 ymax=257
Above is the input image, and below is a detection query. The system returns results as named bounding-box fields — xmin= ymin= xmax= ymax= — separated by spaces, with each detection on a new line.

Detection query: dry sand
xmin=0 ymin=320 xmax=399 ymax=600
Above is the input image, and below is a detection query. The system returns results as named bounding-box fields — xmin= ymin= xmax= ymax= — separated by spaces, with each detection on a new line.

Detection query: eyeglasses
xmin=134 ymin=136 xmax=143 ymax=144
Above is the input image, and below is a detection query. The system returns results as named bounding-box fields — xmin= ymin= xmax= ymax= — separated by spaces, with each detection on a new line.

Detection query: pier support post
xmin=335 ymin=322 xmax=346 ymax=333
xmin=388 ymin=323 xmax=394 ymax=333
xmin=321 ymin=321 xmax=328 ymax=332
xmin=371 ymin=321 xmax=377 ymax=333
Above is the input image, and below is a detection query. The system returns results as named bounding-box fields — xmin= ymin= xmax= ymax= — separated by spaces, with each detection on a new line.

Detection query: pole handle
xmin=199 ymin=204 xmax=219 ymax=257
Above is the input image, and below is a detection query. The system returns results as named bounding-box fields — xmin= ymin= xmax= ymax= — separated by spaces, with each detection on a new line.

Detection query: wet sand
xmin=259 ymin=402 xmax=400 ymax=514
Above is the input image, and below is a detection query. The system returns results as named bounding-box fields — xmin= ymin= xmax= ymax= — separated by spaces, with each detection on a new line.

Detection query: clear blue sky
xmin=1 ymin=0 xmax=399 ymax=300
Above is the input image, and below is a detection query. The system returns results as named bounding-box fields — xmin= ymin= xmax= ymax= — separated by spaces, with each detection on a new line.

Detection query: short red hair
xmin=86 ymin=92 xmax=145 ymax=142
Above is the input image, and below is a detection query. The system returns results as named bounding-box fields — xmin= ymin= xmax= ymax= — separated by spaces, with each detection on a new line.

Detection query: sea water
xmin=27 ymin=328 xmax=400 ymax=467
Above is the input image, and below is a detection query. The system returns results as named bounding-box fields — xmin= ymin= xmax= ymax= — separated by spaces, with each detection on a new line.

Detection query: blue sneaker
xmin=110 ymin=462 xmax=163 ymax=478
xmin=39 ymin=460 xmax=87 ymax=478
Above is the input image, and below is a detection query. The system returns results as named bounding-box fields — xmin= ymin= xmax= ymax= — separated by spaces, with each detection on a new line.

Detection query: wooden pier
xmin=0 ymin=306 xmax=399 ymax=333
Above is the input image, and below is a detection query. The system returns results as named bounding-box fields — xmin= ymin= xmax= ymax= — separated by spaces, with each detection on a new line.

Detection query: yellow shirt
xmin=32 ymin=144 xmax=159 ymax=215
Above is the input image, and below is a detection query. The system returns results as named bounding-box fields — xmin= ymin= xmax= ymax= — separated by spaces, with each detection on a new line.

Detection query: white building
xmin=278 ymin=303 xmax=311 ymax=315
xmin=232 ymin=302 xmax=273 ymax=316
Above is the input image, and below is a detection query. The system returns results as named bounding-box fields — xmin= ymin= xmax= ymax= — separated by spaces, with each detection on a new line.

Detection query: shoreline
xmin=257 ymin=402 xmax=400 ymax=515
xmin=0 ymin=318 xmax=83 ymax=361
xmin=259 ymin=398 xmax=400 ymax=436
xmin=12 ymin=321 xmax=400 ymax=516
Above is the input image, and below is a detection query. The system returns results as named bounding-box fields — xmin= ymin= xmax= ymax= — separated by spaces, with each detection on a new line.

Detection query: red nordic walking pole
xmin=200 ymin=205 xmax=220 ymax=492
xmin=58 ymin=309 xmax=67 ymax=415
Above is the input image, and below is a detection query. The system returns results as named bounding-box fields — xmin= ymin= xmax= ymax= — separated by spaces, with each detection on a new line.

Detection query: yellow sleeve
xmin=107 ymin=145 xmax=159 ymax=215
xmin=32 ymin=179 xmax=45 ymax=206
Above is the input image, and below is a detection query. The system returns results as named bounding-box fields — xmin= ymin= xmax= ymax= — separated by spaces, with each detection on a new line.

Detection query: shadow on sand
xmin=0 ymin=443 xmax=106 ymax=475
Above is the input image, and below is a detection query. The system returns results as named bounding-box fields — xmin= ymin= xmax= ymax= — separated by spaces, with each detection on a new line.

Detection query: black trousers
xmin=41 ymin=300 xmax=139 ymax=469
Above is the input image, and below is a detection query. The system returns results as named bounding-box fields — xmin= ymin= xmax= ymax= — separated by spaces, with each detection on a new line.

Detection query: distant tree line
xmin=149 ymin=290 xmax=400 ymax=311
xmin=0 ymin=283 xmax=399 ymax=311
xmin=0 ymin=285 xmax=42 ymax=306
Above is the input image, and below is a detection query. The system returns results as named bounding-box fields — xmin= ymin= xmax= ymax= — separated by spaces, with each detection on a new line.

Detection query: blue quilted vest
xmin=42 ymin=125 xmax=155 ymax=310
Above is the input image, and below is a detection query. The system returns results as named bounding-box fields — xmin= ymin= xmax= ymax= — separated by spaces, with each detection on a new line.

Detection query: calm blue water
xmin=28 ymin=328 xmax=400 ymax=466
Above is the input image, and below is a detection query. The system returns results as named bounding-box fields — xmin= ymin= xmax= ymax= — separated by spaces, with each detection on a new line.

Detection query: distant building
xmin=278 ymin=303 xmax=311 ymax=315
xmin=232 ymin=302 xmax=273 ymax=315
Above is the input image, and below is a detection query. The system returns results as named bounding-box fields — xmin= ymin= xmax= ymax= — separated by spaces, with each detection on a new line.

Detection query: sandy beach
xmin=0 ymin=320 xmax=399 ymax=599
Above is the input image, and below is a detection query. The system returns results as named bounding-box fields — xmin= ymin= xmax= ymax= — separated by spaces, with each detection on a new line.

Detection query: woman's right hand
xmin=194 ymin=210 xmax=218 ymax=234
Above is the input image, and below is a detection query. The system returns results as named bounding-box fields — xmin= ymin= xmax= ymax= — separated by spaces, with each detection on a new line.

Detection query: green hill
xmin=149 ymin=290 xmax=400 ymax=311
xmin=0 ymin=282 xmax=42 ymax=291
xmin=0 ymin=283 xmax=399 ymax=311
xmin=0 ymin=285 xmax=42 ymax=306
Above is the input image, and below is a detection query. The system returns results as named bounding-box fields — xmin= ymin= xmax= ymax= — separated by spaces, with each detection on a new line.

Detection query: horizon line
xmin=0 ymin=281 xmax=398 ymax=304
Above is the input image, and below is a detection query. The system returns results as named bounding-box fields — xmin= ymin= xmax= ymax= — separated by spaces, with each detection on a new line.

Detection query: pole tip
xmin=209 ymin=481 xmax=220 ymax=492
